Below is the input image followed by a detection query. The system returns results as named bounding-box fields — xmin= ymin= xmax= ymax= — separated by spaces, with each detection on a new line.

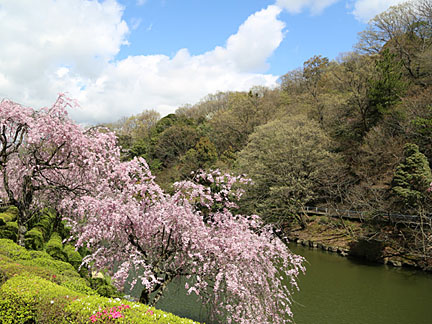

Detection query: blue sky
xmin=0 ymin=0 xmax=409 ymax=124
xmin=117 ymin=0 xmax=365 ymax=75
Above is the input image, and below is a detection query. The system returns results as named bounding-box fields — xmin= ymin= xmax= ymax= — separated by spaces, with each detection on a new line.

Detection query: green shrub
xmin=0 ymin=268 xmax=7 ymax=287
xmin=89 ymin=274 xmax=122 ymax=298
xmin=0 ymin=274 xmax=83 ymax=324
xmin=0 ymin=254 xmax=53 ymax=281
xmin=57 ymin=220 xmax=72 ymax=240
xmin=65 ymin=295 xmax=202 ymax=324
xmin=46 ymin=232 xmax=67 ymax=261
xmin=0 ymin=274 xmax=201 ymax=324
xmin=0 ymin=240 xmax=202 ymax=324
xmin=0 ymin=238 xmax=43 ymax=260
xmin=59 ymin=276 xmax=95 ymax=296
xmin=94 ymin=284 xmax=119 ymax=298
xmin=28 ymin=250 xmax=52 ymax=259
xmin=0 ymin=222 xmax=18 ymax=242
xmin=36 ymin=209 xmax=57 ymax=240
xmin=0 ymin=207 xmax=18 ymax=226
xmin=63 ymin=244 xmax=82 ymax=270
xmin=318 ymin=216 xmax=329 ymax=225
xmin=0 ymin=241 xmax=93 ymax=296
xmin=24 ymin=227 xmax=44 ymax=250
xmin=20 ymin=257 xmax=76 ymax=274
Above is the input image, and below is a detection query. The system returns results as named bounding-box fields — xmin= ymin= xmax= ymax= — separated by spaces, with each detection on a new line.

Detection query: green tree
xmin=302 ymin=55 xmax=330 ymax=125
xmin=104 ymin=110 xmax=160 ymax=151
xmin=392 ymin=143 xmax=432 ymax=211
xmin=332 ymin=53 xmax=376 ymax=140
xmin=368 ymin=49 xmax=406 ymax=119
xmin=179 ymin=136 xmax=218 ymax=177
xmin=151 ymin=124 xmax=199 ymax=168
xmin=208 ymin=89 xmax=282 ymax=155
xmin=175 ymin=91 xmax=231 ymax=121
xmin=237 ymin=115 xmax=340 ymax=229
xmin=357 ymin=1 xmax=432 ymax=86
xmin=404 ymin=87 xmax=432 ymax=162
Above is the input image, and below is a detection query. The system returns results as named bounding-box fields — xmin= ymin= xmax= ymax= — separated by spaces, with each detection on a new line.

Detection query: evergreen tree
xmin=392 ymin=143 xmax=432 ymax=210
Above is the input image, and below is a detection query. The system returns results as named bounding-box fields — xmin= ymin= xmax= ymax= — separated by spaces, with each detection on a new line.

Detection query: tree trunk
xmin=139 ymin=275 xmax=174 ymax=306
xmin=150 ymin=276 xmax=173 ymax=307
xmin=139 ymin=289 xmax=150 ymax=305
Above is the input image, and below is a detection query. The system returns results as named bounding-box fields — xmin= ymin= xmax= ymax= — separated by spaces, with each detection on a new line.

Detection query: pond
xmin=133 ymin=244 xmax=432 ymax=323
xmin=289 ymin=244 xmax=432 ymax=324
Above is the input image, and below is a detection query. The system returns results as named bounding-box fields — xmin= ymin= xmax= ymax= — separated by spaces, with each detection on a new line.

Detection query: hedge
xmin=63 ymin=244 xmax=83 ymax=270
xmin=24 ymin=227 xmax=44 ymax=250
xmin=36 ymin=209 xmax=57 ymax=241
xmin=0 ymin=239 xmax=202 ymax=324
xmin=0 ymin=207 xmax=18 ymax=226
xmin=46 ymin=232 xmax=67 ymax=262
xmin=0 ymin=222 xmax=18 ymax=242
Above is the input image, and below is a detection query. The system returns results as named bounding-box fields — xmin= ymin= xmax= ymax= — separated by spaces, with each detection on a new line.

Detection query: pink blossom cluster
xmin=0 ymin=95 xmax=120 ymax=232
xmin=0 ymin=96 xmax=305 ymax=324
xmin=174 ymin=169 xmax=252 ymax=211
xmin=67 ymin=161 xmax=304 ymax=323
xmin=89 ymin=304 xmax=131 ymax=323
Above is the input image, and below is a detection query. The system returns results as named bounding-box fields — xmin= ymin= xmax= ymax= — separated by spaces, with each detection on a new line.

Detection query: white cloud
xmin=0 ymin=0 xmax=128 ymax=106
xmin=275 ymin=0 xmax=418 ymax=22
xmin=0 ymin=2 xmax=284 ymax=124
xmin=69 ymin=5 xmax=284 ymax=124
xmin=276 ymin=0 xmax=339 ymax=14
xmin=352 ymin=0 xmax=414 ymax=22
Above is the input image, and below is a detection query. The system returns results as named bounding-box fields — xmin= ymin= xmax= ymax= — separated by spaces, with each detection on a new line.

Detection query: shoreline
xmin=285 ymin=222 xmax=430 ymax=271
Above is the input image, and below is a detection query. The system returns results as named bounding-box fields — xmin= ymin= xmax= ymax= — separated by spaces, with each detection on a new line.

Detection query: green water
xmin=290 ymin=244 xmax=432 ymax=324
xmin=148 ymin=245 xmax=432 ymax=323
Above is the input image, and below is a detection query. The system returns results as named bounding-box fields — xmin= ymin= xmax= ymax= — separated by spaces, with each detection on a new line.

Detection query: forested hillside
xmin=106 ymin=1 xmax=432 ymax=269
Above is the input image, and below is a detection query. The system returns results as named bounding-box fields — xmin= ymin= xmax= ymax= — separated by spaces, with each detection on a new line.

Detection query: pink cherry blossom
xmin=0 ymin=96 xmax=304 ymax=324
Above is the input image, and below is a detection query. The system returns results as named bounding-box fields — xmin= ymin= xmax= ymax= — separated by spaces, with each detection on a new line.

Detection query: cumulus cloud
xmin=0 ymin=0 xmax=128 ymax=106
xmin=352 ymin=0 xmax=416 ymax=22
xmin=276 ymin=0 xmax=339 ymax=14
xmin=0 ymin=1 xmax=284 ymax=124
xmin=275 ymin=0 xmax=417 ymax=22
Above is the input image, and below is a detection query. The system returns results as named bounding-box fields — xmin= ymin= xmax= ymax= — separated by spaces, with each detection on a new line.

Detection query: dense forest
xmin=105 ymin=1 xmax=432 ymax=269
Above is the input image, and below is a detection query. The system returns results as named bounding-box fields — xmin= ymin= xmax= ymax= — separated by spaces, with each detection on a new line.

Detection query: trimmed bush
xmin=0 ymin=240 xmax=93 ymax=296
xmin=0 ymin=274 xmax=202 ymax=324
xmin=0 ymin=238 xmax=49 ymax=260
xmin=57 ymin=220 xmax=72 ymax=240
xmin=24 ymin=227 xmax=45 ymax=250
xmin=0 ymin=239 xmax=202 ymax=324
xmin=24 ymin=208 xmax=57 ymax=241
xmin=20 ymin=257 xmax=76 ymax=274
xmin=63 ymin=244 xmax=82 ymax=270
xmin=0 ymin=274 xmax=83 ymax=324
xmin=0 ymin=222 xmax=18 ymax=242
xmin=90 ymin=275 xmax=122 ymax=298
xmin=46 ymin=232 xmax=67 ymax=261
xmin=0 ymin=268 xmax=7 ymax=286
xmin=65 ymin=295 xmax=202 ymax=324
xmin=0 ymin=207 xmax=18 ymax=226
xmin=36 ymin=209 xmax=56 ymax=241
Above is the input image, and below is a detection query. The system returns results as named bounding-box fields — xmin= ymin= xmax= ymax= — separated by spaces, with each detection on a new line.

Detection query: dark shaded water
xmin=135 ymin=244 xmax=432 ymax=323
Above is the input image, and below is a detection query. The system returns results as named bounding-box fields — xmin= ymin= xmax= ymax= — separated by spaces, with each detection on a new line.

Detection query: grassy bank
xmin=0 ymin=238 xmax=202 ymax=323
